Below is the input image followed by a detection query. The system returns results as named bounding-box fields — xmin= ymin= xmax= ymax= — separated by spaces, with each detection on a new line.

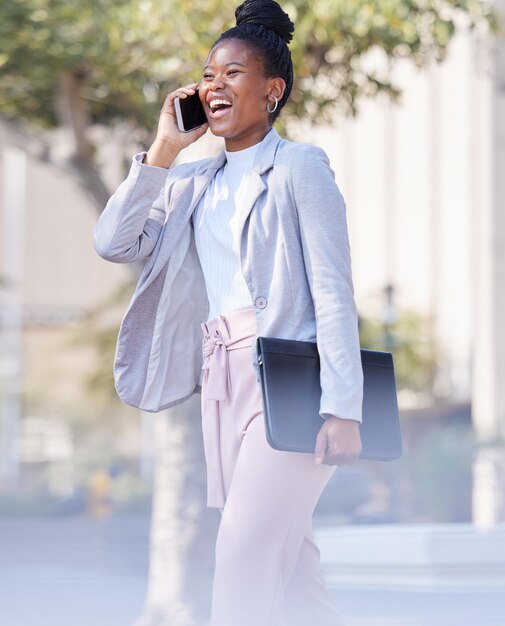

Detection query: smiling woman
xmin=94 ymin=1 xmax=364 ymax=625
xmin=198 ymin=39 xmax=286 ymax=151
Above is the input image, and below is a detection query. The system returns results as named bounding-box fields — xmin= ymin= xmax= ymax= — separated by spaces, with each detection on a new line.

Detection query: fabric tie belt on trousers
xmin=201 ymin=323 xmax=255 ymax=402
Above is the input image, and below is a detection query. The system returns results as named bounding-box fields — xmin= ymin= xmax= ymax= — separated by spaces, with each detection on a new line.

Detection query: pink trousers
xmin=200 ymin=307 xmax=345 ymax=626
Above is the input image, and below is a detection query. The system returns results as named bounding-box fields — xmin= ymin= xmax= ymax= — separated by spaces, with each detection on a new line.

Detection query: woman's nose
xmin=209 ymin=74 xmax=225 ymax=91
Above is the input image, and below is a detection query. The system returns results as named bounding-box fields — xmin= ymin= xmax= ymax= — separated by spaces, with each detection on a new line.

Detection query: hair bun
xmin=235 ymin=0 xmax=294 ymax=44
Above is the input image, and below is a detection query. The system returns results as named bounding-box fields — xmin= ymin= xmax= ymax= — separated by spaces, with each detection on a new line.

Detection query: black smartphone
xmin=174 ymin=90 xmax=207 ymax=132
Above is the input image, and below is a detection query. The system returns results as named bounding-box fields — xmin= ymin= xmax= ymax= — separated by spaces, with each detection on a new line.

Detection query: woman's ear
xmin=268 ymin=77 xmax=286 ymax=101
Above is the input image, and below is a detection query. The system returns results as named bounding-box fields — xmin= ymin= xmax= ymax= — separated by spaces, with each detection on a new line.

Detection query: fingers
xmin=314 ymin=418 xmax=362 ymax=467
xmin=324 ymin=440 xmax=362 ymax=466
xmin=187 ymin=121 xmax=209 ymax=140
xmin=162 ymin=83 xmax=200 ymax=113
xmin=327 ymin=434 xmax=362 ymax=464
xmin=155 ymin=83 xmax=206 ymax=149
xmin=314 ymin=428 xmax=327 ymax=466
xmin=323 ymin=448 xmax=360 ymax=466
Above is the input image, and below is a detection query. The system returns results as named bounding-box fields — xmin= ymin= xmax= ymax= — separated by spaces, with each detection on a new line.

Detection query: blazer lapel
xmin=235 ymin=127 xmax=282 ymax=241
xmin=189 ymin=150 xmax=227 ymax=213
xmin=156 ymin=151 xmax=226 ymax=257
xmin=172 ymin=150 xmax=227 ymax=226
xmin=235 ymin=170 xmax=267 ymax=242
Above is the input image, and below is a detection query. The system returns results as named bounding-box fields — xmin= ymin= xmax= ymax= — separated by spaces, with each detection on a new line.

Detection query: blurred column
xmin=384 ymin=94 xmax=397 ymax=293
xmin=0 ymin=147 xmax=26 ymax=490
xmin=383 ymin=90 xmax=401 ymax=521
xmin=471 ymin=9 xmax=505 ymax=527
xmin=429 ymin=58 xmax=442 ymax=400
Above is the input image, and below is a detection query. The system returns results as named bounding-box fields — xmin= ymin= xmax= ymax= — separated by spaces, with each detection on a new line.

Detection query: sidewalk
xmin=314 ymin=520 xmax=505 ymax=589
xmin=315 ymin=520 xmax=505 ymax=626
xmin=0 ymin=516 xmax=503 ymax=626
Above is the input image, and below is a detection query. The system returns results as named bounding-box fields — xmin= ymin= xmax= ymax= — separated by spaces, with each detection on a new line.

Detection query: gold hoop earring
xmin=266 ymin=96 xmax=279 ymax=114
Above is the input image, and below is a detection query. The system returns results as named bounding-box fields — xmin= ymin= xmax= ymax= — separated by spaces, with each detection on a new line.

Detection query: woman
xmin=94 ymin=1 xmax=363 ymax=624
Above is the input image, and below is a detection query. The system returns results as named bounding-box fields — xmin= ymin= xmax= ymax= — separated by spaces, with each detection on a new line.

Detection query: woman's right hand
xmin=145 ymin=83 xmax=209 ymax=167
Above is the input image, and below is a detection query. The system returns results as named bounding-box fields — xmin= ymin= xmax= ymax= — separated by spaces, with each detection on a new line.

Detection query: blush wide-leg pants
xmin=200 ymin=307 xmax=345 ymax=626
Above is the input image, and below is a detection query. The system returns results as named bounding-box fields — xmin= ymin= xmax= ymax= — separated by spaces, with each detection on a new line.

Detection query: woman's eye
xmin=202 ymin=70 xmax=240 ymax=79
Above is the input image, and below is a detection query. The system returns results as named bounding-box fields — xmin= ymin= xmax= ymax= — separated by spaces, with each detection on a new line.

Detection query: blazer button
xmin=255 ymin=297 xmax=267 ymax=310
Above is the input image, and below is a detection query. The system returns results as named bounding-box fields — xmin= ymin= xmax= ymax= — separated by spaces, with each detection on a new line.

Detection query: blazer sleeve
xmin=290 ymin=145 xmax=363 ymax=423
xmin=93 ymin=152 xmax=168 ymax=263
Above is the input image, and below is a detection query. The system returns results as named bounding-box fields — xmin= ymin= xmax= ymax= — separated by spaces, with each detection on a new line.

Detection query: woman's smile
xmin=207 ymin=96 xmax=234 ymax=120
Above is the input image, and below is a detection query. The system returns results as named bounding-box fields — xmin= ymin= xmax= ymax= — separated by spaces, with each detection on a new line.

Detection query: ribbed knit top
xmin=192 ymin=140 xmax=263 ymax=321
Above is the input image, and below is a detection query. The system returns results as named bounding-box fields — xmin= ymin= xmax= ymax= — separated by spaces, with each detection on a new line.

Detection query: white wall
xmin=0 ymin=122 xmax=132 ymax=319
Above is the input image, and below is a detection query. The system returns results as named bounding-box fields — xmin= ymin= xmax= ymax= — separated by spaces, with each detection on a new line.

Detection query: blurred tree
xmin=359 ymin=309 xmax=441 ymax=399
xmin=0 ymin=0 xmax=497 ymax=205
xmin=0 ymin=1 xmax=497 ymax=625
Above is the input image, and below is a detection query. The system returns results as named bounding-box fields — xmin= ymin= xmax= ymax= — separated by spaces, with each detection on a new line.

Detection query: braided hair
xmin=212 ymin=0 xmax=295 ymax=123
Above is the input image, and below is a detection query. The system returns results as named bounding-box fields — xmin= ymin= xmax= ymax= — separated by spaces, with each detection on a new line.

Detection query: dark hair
xmin=212 ymin=0 xmax=295 ymax=123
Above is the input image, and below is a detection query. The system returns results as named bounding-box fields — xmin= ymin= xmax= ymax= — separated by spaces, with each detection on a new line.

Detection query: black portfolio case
xmin=257 ymin=337 xmax=403 ymax=462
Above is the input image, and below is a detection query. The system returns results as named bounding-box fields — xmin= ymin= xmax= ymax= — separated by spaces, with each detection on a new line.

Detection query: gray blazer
xmin=94 ymin=127 xmax=364 ymax=422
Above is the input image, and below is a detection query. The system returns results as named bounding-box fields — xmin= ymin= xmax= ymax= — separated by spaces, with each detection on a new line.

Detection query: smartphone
xmin=174 ymin=90 xmax=207 ymax=132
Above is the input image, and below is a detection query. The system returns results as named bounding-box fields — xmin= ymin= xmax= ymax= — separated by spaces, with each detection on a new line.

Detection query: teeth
xmin=209 ymin=99 xmax=232 ymax=109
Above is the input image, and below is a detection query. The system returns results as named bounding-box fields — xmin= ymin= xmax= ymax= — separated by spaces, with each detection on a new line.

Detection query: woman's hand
xmin=145 ymin=83 xmax=209 ymax=167
xmin=314 ymin=416 xmax=362 ymax=466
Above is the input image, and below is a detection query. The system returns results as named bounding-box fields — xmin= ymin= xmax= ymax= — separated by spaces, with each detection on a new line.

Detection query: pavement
xmin=0 ymin=516 xmax=503 ymax=626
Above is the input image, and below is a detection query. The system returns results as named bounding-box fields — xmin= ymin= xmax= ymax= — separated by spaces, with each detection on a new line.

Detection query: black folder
xmin=257 ymin=337 xmax=402 ymax=462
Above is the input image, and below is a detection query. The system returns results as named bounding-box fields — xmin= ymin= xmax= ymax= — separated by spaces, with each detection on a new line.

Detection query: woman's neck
xmin=224 ymin=126 xmax=271 ymax=152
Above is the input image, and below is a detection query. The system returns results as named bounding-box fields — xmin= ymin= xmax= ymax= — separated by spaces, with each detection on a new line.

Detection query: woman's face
xmin=199 ymin=39 xmax=284 ymax=151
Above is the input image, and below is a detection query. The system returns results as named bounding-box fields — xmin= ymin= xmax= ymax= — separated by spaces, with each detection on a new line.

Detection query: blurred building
xmin=287 ymin=19 xmax=505 ymax=525
xmin=0 ymin=119 xmax=135 ymax=496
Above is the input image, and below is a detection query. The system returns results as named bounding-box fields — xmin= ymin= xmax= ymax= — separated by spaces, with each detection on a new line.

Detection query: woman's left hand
xmin=314 ymin=416 xmax=362 ymax=466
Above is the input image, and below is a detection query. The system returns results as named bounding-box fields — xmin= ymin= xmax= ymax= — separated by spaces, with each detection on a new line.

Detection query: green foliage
xmin=0 ymin=0 xmax=497 ymax=134
xmin=359 ymin=308 xmax=441 ymax=397
xmin=287 ymin=0 xmax=498 ymax=119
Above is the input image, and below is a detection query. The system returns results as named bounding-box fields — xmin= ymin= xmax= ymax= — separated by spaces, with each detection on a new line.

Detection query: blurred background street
xmin=0 ymin=515 xmax=503 ymax=626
